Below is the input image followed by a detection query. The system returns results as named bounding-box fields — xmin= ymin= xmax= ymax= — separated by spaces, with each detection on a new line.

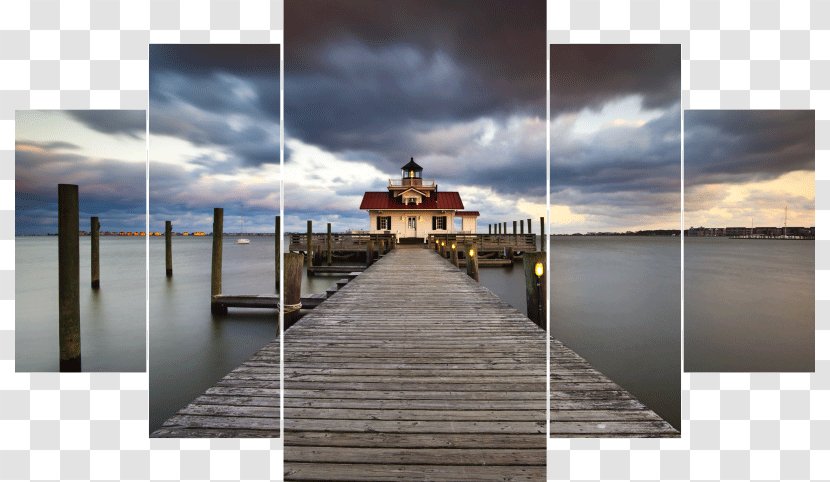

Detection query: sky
xmin=284 ymin=0 xmax=546 ymax=232
xmin=685 ymin=110 xmax=815 ymax=228
xmin=550 ymin=44 xmax=681 ymax=234
xmin=149 ymin=44 xmax=280 ymax=233
xmin=15 ymin=110 xmax=146 ymax=235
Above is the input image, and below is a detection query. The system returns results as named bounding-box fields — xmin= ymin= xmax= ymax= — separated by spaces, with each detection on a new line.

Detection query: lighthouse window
xmin=376 ymin=216 xmax=391 ymax=230
xmin=433 ymin=216 xmax=447 ymax=230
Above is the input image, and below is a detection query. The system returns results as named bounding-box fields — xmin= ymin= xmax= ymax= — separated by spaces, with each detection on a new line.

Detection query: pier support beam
xmin=275 ymin=216 xmax=280 ymax=291
xmin=450 ymin=242 xmax=459 ymax=268
xmin=488 ymin=224 xmax=492 ymax=234
xmin=520 ymin=219 xmax=524 ymax=235
xmin=165 ymin=220 xmax=173 ymax=278
xmin=211 ymin=208 xmax=226 ymax=314
xmin=366 ymin=237 xmax=375 ymax=267
xmin=91 ymin=216 xmax=100 ymax=289
xmin=58 ymin=184 xmax=81 ymax=372
xmin=326 ymin=223 xmax=332 ymax=266
xmin=523 ymin=252 xmax=546 ymax=328
xmin=283 ymin=252 xmax=303 ymax=328
xmin=306 ymin=220 xmax=313 ymax=268
xmin=527 ymin=218 xmax=532 ymax=234
xmin=465 ymin=244 xmax=479 ymax=282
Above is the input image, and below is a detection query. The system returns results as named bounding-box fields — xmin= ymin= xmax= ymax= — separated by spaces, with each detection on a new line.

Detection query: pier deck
xmin=151 ymin=339 xmax=279 ymax=438
xmin=284 ymin=247 xmax=546 ymax=480
xmin=551 ymin=338 xmax=679 ymax=438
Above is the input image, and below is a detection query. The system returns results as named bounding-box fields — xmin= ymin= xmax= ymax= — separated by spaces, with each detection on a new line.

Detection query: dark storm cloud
xmin=550 ymin=44 xmax=680 ymax=117
xmin=15 ymin=146 xmax=146 ymax=235
xmin=284 ymin=0 xmax=546 ymax=187
xmin=67 ymin=110 xmax=145 ymax=138
xmin=149 ymin=44 xmax=280 ymax=168
xmin=685 ymin=110 xmax=815 ymax=186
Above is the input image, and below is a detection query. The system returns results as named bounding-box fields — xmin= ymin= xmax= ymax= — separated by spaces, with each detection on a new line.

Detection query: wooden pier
xmin=284 ymin=246 xmax=546 ymax=480
xmin=551 ymin=338 xmax=679 ymax=438
xmin=151 ymin=339 xmax=280 ymax=438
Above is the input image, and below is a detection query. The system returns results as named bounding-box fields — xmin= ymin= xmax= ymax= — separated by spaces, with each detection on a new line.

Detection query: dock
xmin=284 ymin=246 xmax=547 ymax=480
xmin=151 ymin=339 xmax=279 ymax=438
xmin=551 ymin=338 xmax=679 ymax=438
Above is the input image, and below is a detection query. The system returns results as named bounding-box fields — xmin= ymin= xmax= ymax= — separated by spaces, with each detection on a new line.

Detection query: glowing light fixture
xmin=468 ymin=248 xmax=475 ymax=258
xmin=451 ymin=243 xmax=456 ymax=250
xmin=534 ymin=261 xmax=544 ymax=278
xmin=441 ymin=241 xmax=445 ymax=247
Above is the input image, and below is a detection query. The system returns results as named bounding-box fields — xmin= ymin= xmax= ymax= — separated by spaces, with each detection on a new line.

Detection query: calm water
xmin=685 ymin=238 xmax=814 ymax=372
xmin=149 ymin=236 xmax=277 ymax=433
xmin=15 ymin=237 xmax=146 ymax=372
xmin=550 ymin=236 xmax=681 ymax=429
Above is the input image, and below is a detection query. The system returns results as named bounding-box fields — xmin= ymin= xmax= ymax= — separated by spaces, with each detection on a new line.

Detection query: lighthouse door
xmin=406 ymin=216 xmax=417 ymax=237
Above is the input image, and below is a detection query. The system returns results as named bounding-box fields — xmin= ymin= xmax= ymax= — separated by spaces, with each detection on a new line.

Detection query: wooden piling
xmin=165 ymin=220 xmax=173 ymax=278
xmin=90 ymin=216 xmax=100 ymax=289
xmin=211 ymin=208 xmax=225 ymax=314
xmin=465 ymin=244 xmax=479 ymax=282
xmin=450 ymin=242 xmax=459 ymax=268
xmin=283 ymin=252 xmax=304 ymax=327
xmin=527 ymin=218 xmax=532 ymax=233
xmin=58 ymin=184 xmax=81 ymax=372
xmin=540 ymin=216 xmax=545 ymax=251
xmin=520 ymin=219 xmax=525 ymax=235
xmin=326 ymin=223 xmax=332 ymax=266
xmin=488 ymin=224 xmax=492 ymax=234
xmin=503 ymin=222 xmax=507 ymax=235
xmin=275 ymin=216 xmax=280 ymax=291
xmin=306 ymin=220 xmax=313 ymax=268
xmin=366 ymin=237 xmax=375 ymax=267
xmin=523 ymin=252 xmax=546 ymax=328
xmin=513 ymin=220 xmax=517 ymax=235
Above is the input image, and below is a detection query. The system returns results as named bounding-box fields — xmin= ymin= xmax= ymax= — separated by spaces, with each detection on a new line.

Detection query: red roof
xmin=360 ymin=192 xmax=464 ymax=210
xmin=456 ymin=211 xmax=480 ymax=216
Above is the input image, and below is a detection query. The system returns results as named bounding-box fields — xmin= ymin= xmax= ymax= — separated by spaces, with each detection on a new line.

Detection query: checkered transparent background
xmin=548 ymin=0 xmax=830 ymax=481
xmin=0 ymin=1 xmax=282 ymax=481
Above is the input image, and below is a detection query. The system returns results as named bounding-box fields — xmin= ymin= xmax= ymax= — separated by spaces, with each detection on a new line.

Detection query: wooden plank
xmin=284 ymin=246 xmax=547 ymax=478
xmin=151 ymin=339 xmax=279 ymax=438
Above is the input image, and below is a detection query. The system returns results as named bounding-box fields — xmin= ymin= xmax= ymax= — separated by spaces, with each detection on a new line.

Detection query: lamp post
xmin=535 ymin=260 xmax=544 ymax=326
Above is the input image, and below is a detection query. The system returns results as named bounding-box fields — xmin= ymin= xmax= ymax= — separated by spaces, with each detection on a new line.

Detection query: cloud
xmin=67 ymin=110 xmax=145 ymax=138
xmin=550 ymin=44 xmax=681 ymax=117
xmin=685 ymin=110 xmax=815 ymax=186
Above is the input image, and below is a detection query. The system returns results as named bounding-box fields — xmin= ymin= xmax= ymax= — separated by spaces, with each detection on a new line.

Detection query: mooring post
xmin=165 ymin=220 xmax=173 ymax=278
xmin=283 ymin=252 xmax=304 ymax=329
xmin=90 ymin=216 xmax=100 ymax=289
xmin=306 ymin=220 xmax=313 ymax=268
xmin=540 ymin=216 xmax=545 ymax=251
xmin=527 ymin=218 xmax=532 ymax=233
xmin=59 ymin=184 xmax=81 ymax=372
xmin=465 ymin=244 xmax=479 ymax=282
xmin=451 ymin=241 xmax=459 ymax=268
xmin=503 ymin=222 xmax=507 ymax=235
xmin=366 ymin=236 xmax=375 ymax=267
xmin=520 ymin=219 xmax=524 ymax=235
xmin=513 ymin=220 xmax=517 ymax=235
xmin=326 ymin=223 xmax=332 ymax=266
xmin=275 ymin=216 xmax=280 ymax=291
xmin=210 ymin=208 xmax=225 ymax=314
xmin=523 ymin=252 xmax=546 ymax=328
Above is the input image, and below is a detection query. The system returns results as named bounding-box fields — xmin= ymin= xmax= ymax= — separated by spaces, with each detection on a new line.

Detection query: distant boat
xmin=237 ymin=216 xmax=250 ymax=245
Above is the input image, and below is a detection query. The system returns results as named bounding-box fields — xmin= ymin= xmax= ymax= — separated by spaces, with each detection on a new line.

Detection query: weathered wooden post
xmin=450 ymin=241 xmax=459 ymax=268
xmin=366 ymin=236 xmax=375 ymax=267
xmin=503 ymin=222 xmax=507 ymax=235
xmin=306 ymin=220 xmax=313 ymax=268
xmin=488 ymin=224 xmax=492 ymax=234
xmin=523 ymin=252 xmax=546 ymax=328
xmin=527 ymin=218 xmax=532 ymax=233
xmin=59 ymin=184 xmax=81 ymax=372
xmin=210 ymin=208 xmax=225 ymax=314
xmin=326 ymin=222 xmax=332 ymax=266
xmin=520 ymin=219 xmax=525 ymax=235
xmin=513 ymin=220 xmax=517 ymax=235
xmin=540 ymin=216 xmax=546 ymax=251
xmin=439 ymin=239 xmax=445 ymax=258
xmin=90 ymin=216 xmax=100 ymax=289
xmin=165 ymin=220 xmax=173 ymax=278
xmin=465 ymin=244 xmax=479 ymax=282
xmin=283 ymin=252 xmax=304 ymax=328
xmin=275 ymin=215 xmax=280 ymax=291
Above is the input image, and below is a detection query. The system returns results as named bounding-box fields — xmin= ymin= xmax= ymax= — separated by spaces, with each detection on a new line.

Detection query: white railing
xmin=388 ymin=178 xmax=436 ymax=188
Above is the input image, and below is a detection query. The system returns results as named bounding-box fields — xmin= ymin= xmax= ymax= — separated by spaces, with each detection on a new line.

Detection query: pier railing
xmin=288 ymin=233 xmax=397 ymax=252
xmin=427 ymin=233 xmax=537 ymax=252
